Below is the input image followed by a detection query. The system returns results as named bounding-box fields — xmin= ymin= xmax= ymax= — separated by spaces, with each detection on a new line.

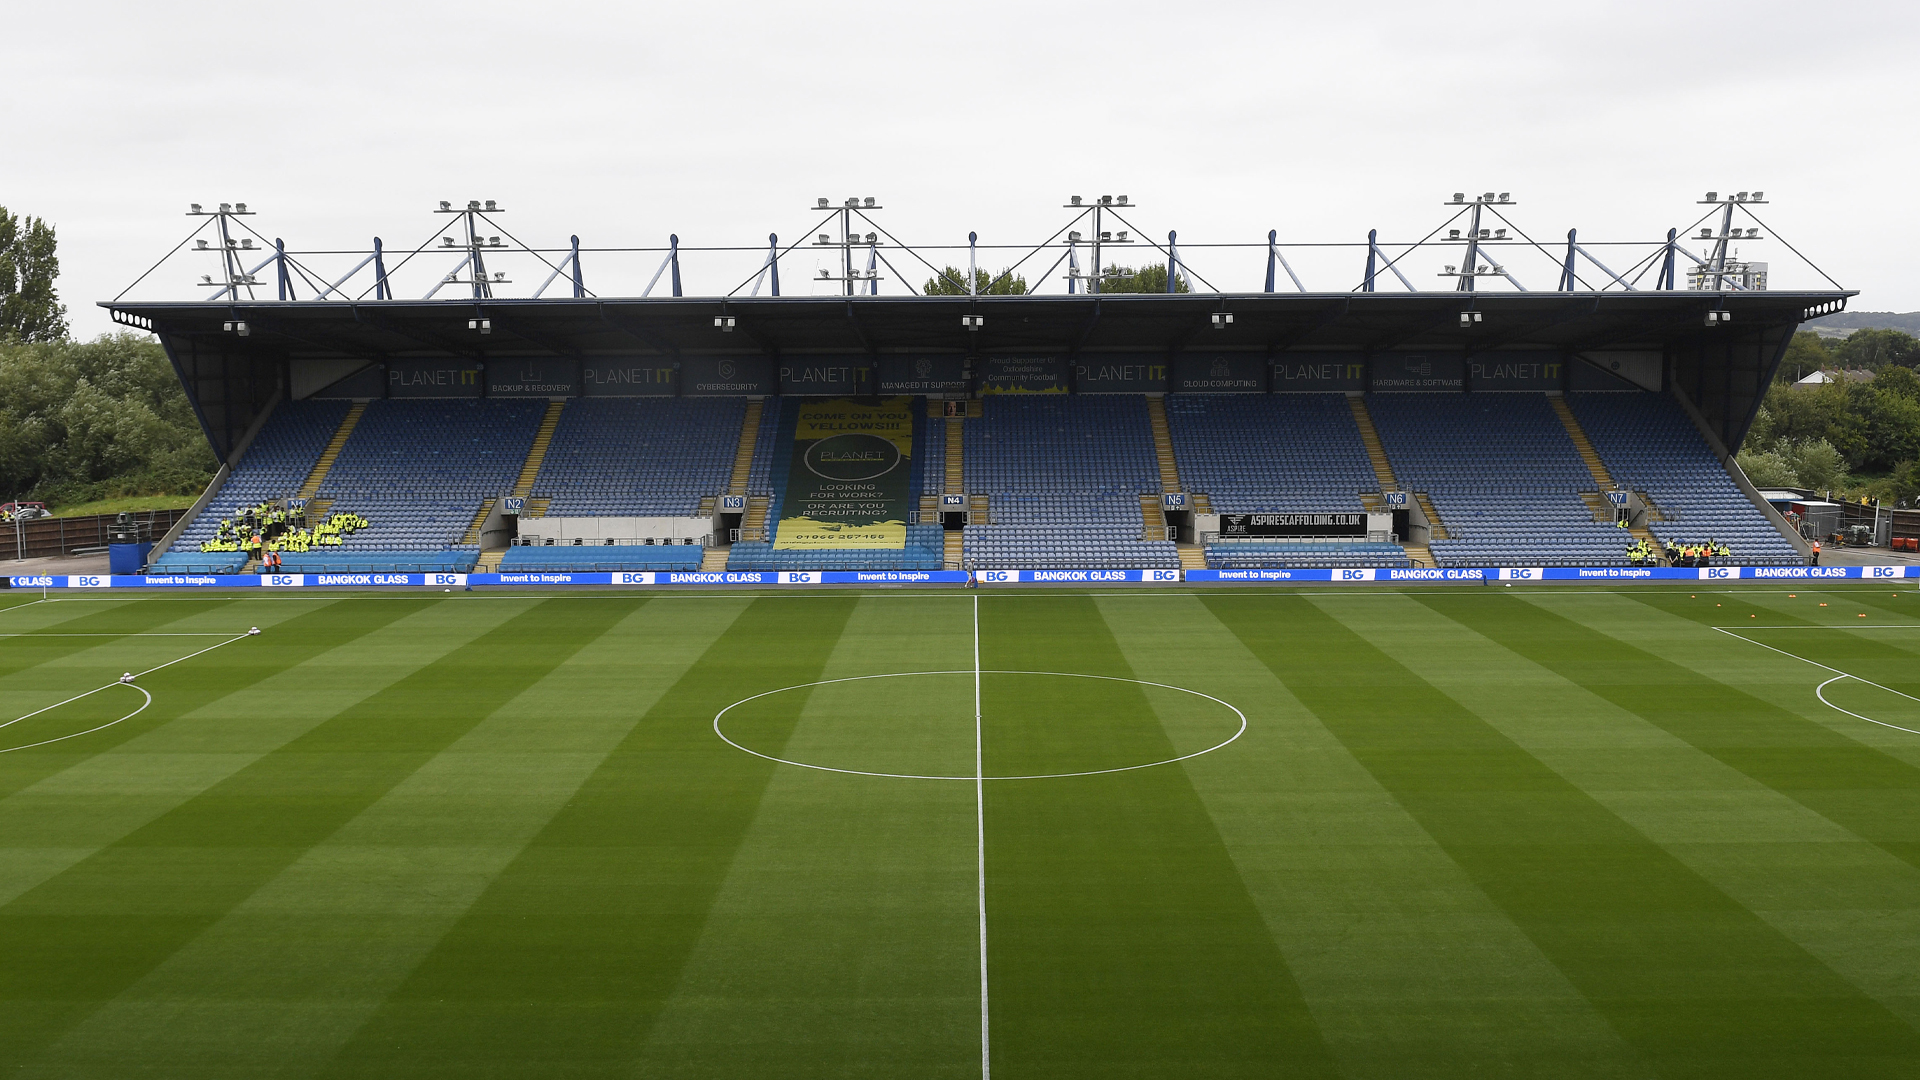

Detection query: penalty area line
xmin=0 ymin=630 xmax=256 ymax=754
xmin=1714 ymin=626 xmax=1920 ymax=736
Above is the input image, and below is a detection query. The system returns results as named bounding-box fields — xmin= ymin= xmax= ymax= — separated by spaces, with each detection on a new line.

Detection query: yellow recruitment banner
xmin=773 ymin=397 xmax=913 ymax=550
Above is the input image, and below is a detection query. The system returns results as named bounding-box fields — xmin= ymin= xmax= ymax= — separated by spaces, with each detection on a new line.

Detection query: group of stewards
xmin=200 ymin=503 xmax=369 ymax=556
xmin=1623 ymin=538 xmax=1731 ymax=567
xmin=1665 ymin=540 xmax=1731 ymax=567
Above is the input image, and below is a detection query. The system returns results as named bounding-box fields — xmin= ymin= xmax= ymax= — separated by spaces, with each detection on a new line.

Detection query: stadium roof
xmin=105 ymin=289 xmax=1851 ymax=464
xmin=108 ymin=290 xmax=1845 ymax=359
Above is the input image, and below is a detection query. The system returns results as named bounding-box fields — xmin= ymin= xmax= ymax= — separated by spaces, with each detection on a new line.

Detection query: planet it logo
xmin=804 ymin=433 xmax=900 ymax=481
xmin=718 ymin=360 xmax=737 ymax=380
xmin=1210 ymin=357 xmax=1230 ymax=377
xmin=915 ymin=356 xmax=933 ymax=379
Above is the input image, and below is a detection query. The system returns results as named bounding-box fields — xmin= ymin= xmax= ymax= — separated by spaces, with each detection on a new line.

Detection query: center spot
xmin=714 ymin=670 xmax=1245 ymax=780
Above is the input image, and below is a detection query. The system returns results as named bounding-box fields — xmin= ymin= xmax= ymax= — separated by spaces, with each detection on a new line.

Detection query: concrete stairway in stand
xmin=742 ymin=497 xmax=769 ymax=542
xmin=1554 ymin=396 xmax=1661 ymax=559
xmin=944 ymin=416 xmax=965 ymax=494
xmin=1145 ymin=396 xmax=1182 ymax=494
xmin=944 ymin=530 xmax=963 ymax=571
xmin=459 ymin=499 xmax=495 ymax=546
xmin=510 ymin=401 xmax=566 ymax=498
xmin=700 ymin=547 xmax=730 ymax=571
xmin=728 ymin=400 xmax=764 ymax=497
xmin=1350 ymin=396 xmax=1435 ymax=568
xmin=1347 ymin=396 xmax=1398 ymax=494
xmin=296 ymin=401 xmax=365 ymax=499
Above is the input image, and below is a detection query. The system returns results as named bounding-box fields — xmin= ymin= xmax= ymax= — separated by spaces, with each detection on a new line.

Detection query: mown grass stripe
xmin=26 ymin=596 xmax=757 ymax=1077
xmin=1097 ymin=592 xmax=1649 ymax=1079
xmin=635 ymin=595 xmax=980 ymax=1079
xmin=311 ymin=595 xmax=861 ymax=1078
xmin=1438 ymin=591 xmax=1920 ymax=874
xmin=980 ymin=594 xmax=1337 ymax=1080
xmin=0 ymin=596 xmax=631 ymax=1066
xmin=1338 ymin=590 xmax=1920 ymax=1036
xmin=1208 ymin=592 xmax=1920 ymax=1079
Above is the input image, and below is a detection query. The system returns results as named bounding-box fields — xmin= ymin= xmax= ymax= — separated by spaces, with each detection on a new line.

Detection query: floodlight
xmin=819 ymin=269 xmax=831 ymax=278
xmin=201 ymin=274 xmax=213 ymax=283
xmin=1482 ymin=192 xmax=1495 ymax=201
xmin=864 ymin=233 xmax=876 ymax=243
xmin=1477 ymin=264 xmax=1488 ymax=274
xmin=864 ymin=196 xmax=875 ymax=207
xmin=484 ymin=200 xmax=497 ymax=210
xmin=1444 ymin=265 xmax=1456 ymax=274
xmin=488 ymin=236 xmax=501 ymax=246
xmin=219 ymin=203 xmax=232 ymax=212
xmin=240 ymin=238 xmax=254 ymax=249
xmin=1706 ymin=310 xmax=1730 ymax=326
xmin=440 ymin=201 xmax=452 ymax=211
xmin=1705 ymin=191 xmax=1718 ymax=201
xmin=714 ymin=316 xmax=736 ymax=331
xmin=1100 ymin=231 xmax=1112 ymax=242
xmin=1752 ymin=190 xmax=1764 ymax=201
xmin=845 ymin=197 xmax=858 ymax=207
xmin=1452 ymin=192 xmax=1464 ymax=202
xmin=1735 ymin=191 xmax=1748 ymax=201
xmin=443 ymin=236 xmax=456 ymax=246
xmin=226 ymin=239 xmax=237 ymax=248
xmin=1070 ymin=195 xmax=1083 ymax=205
xmin=1100 ymin=195 xmax=1112 ymax=205
xmin=1699 ymin=228 xmax=1713 ymax=238
xmin=818 ymin=233 xmax=831 ymax=244
xmin=1497 ymin=192 xmax=1509 ymax=202
xmin=1068 ymin=231 xmax=1082 ymax=242
xmin=1459 ymin=311 xmax=1482 ymax=327
xmin=232 ymin=321 xmax=250 ymax=336
xmin=467 ymin=200 xmax=481 ymax=210
xmin=1117 ymin=231 xmax=1130 ymax=241
xmin=190 ymin=203 xmax=202 ymax=213
xmin=1117 ymin=195 xmax=1129 ymax=205
xmin=1479 ymin=229 xmax=1491 ymax=239
xmin=469 ymin=318 xmax=491 ymax=333
xmin=195 ymin=239 xmax=209 ymax=250
xmin=1448 ymin=229 xmax=1461 ymax=240
xmin=1494 ymin=228 xmax=1508 ymax=239
xmin=817 ymin=197 xmax=829 ymax=208
xmin=493 ymin=271 xmax=506 ymax=281
xmin=962 ymin=315 xmax=984 ymax=329
xmin=1210 ymin=312 xmax=1234 ymax=329
xmin=235 ymin=203 xmax=247 ymax=213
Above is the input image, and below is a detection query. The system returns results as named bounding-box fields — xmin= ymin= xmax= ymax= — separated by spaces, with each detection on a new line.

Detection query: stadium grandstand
xmin=115 ymin=195 xmax=1848 ymax=580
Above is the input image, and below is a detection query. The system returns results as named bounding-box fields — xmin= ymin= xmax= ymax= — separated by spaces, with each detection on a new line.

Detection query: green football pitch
xmin=3 ymin=584 xmax=1920 ymax=1079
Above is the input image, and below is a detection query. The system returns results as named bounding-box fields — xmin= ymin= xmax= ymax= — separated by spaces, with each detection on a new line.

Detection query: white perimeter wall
xmin=517 ymin=516 xmax=712 ymax=543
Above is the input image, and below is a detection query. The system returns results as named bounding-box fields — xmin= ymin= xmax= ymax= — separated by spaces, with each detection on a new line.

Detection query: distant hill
xmin=1805 ymin=310 xmax=1920 ymax=337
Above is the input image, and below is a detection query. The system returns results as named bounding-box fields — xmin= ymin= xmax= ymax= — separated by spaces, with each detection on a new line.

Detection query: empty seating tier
xmin=1368 ymin=394 xmax=1633 ymax=568
xmin=961 ymin=396 xmax=1177 ymax=569
xmin=530 ymin=397 xmax=744 ymax=517
xmin=317 ymin=399 xmax=546 ymax=555
xmin=1570 ymin=393 xmax=1802 ymax=565
xmin=499 ymin=545 xmax=702 ymax=572
xmin=1165 ymin=395 xmax=1377 ymax=515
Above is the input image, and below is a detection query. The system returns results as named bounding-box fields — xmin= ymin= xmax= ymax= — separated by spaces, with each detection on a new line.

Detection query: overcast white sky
xmin=7 ymin=0 xmax=1917 ymax=338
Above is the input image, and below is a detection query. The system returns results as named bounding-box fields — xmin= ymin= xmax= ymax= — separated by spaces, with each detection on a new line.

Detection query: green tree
xmin=1832 ymin=327 xmax=1920 ymax=372
xmin=0 ymin=334 xmax=215 ymax=505
xmin=1093 ymin=263 xmax=1190 ymax=294
xmin=0 ymin=206 xmax=66 ymax=342
xmin=1735 ymin=446 xmax=1797 ymax=487
xmin=1778 ymin=331 xmax=1833 ymax=383
xmin=923 ymin=266 xmax=1027 ymax=295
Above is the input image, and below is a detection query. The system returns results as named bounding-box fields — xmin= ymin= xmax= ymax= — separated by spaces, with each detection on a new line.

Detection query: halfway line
xmin=974 ymin=593 xmax=990 ymax=1080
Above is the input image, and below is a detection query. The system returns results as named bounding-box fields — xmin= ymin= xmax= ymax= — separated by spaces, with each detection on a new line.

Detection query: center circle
xmin=713 ymin=670 xmax=1246 ymax=781
xmin=803 ymin=432 xmax=901 ymax=482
